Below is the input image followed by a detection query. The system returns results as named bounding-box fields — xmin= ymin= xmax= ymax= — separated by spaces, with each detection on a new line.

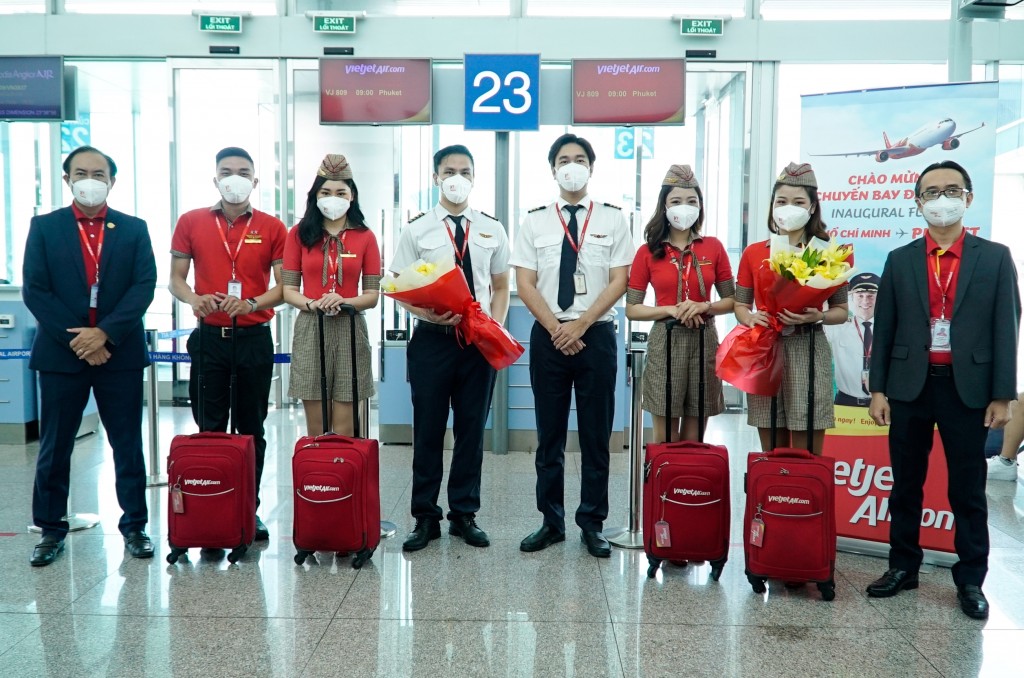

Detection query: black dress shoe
xmin=255 ymin=516 xmax=270 ymax=541
xmin=124 ymin=531 xmax=155 ymax=559
xmin=581 ymin=530 xmax=611 ymax=558
xmin=957 ymin=585 xmax=989 ymax=620
xmin=30 ymin=535 xmax=65 ymax=567
xmin=519 ymin=524 xmax=565 ymax=553
xmin=866 ymin=568 xmax=919 ymax=597
xmin=402 ymin=519 xmax=441 ymax=552
xmin=448 ymin=516 xmax=490 ymax=547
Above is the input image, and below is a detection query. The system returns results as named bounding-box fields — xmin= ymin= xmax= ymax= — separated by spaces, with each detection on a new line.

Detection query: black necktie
xmin=558 ymin=205 xmax=583 ymax=311
xmin=862 ymin=320 xmax=873 ymax=393
xmin=451 ymin=215 xmax=475 ymax=300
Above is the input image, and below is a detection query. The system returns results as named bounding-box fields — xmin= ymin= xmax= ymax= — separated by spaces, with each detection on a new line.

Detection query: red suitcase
xmin=292 ymin=306 xmax=380 ymax=568
xmin=742 ymin=326 xmax=837 ymax=599
xmin=166 ymin=319 xmax=256 ymax=564
xmin=643 ymin=320 xmax=730 ymax=580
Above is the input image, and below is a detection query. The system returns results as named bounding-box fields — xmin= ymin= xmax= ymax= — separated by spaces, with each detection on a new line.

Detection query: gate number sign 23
xmin=464 ymin=54 xmax=540 ymax=131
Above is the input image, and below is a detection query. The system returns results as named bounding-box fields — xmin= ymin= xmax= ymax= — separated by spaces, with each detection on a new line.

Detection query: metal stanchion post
xmin=146 ymin=329 xmax=167 ymax=487
xmin=364 ymin=397 xmax=397 ymax=539
xmin=605 ymin=346 xmax=647 ymax=549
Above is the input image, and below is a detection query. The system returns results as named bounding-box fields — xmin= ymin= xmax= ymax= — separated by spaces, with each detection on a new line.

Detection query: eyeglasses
xmin=919 ymin=187 xmax=969 ymax=201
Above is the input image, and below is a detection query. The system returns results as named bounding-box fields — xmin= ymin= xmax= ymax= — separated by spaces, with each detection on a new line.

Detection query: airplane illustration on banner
xmin=811 ymin=119 xmax=985 ymax=163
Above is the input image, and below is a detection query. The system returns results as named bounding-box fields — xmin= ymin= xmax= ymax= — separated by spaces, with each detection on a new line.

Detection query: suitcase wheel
xmin=294 ymin=550 xmax=311 ymax=565
xmin=710 ymin=558 xmax=726 ymax=582
xmin=817 ymin=580 xmax=836 ymax=601
xmin=227 ymin=546 xmax=247 ymax=564
xmin=646 ymin=557 xmax=662 ymax=578
xmin=669 ymin=560 xmax=688 ymax=568
xmin=352 ymin=548 xmax=373 ymax=569
xmin=166 ymin=547 xmax=186 ymax=565
xmin=747 ymin=572 xmax=767 ymax=594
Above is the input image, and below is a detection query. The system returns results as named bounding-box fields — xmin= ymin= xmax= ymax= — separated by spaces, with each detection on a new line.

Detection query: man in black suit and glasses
xmin=866 ymin=160 xmax=1020 ymax=620
xmin=23 ymin=146 xmax=157 ymax=566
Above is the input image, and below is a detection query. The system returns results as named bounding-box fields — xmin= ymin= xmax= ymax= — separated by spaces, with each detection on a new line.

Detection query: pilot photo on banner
xmin=801 ymin=81 xmax=1000 ymax=563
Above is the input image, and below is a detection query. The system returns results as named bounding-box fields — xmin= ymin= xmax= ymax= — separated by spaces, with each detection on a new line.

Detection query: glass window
xmin=526 ymin=0 xmax=745 ymax=18
xmin=0 ymin=124 xmax=52 ymax=284
xmin=65 ymin=0 xmax=277 ymax=15
xmin=296 ymin=0 xmax=510 ymax=16
xmin=0 ymin=0 xmax=44 ymax=13
xmin=761 ymin=0 xmax=950 ymax=20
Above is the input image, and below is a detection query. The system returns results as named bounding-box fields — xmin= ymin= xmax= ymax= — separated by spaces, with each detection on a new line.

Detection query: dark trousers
xmin=408 ymin=325 xmax=496 ymax=521
xmin=887 ymin=373 xmax=989 ymax=586
xmin=530 ymin=321 xmax=617 ymax=533
xmin=33 ymin=368 xmax=148 ymax=539
xmin=187 ymin=325 xmax=273 ymax=505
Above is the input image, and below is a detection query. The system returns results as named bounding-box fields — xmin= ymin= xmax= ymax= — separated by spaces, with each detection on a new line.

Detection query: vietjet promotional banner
xmin=800 ymin=81 xmax=1000 ymax=563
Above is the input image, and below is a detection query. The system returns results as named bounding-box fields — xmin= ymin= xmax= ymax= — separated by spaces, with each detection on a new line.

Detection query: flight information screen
xmin=572 ymin=59 xmax=685 ymax=125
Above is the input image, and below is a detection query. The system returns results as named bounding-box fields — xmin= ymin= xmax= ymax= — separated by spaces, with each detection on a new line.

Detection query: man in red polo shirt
xmin=169 ymin=147 xmax=286 ymax=541
xmin=867 ymin=160 xmax=1020 ymax=620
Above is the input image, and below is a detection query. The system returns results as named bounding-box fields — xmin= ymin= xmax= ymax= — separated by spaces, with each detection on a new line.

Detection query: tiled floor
xmin=0 ymin=408 xmax=1022 ymax=677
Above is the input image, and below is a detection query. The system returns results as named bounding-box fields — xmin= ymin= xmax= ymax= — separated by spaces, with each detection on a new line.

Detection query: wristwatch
xmin=245 ymin=297 xmax=258 ymax=313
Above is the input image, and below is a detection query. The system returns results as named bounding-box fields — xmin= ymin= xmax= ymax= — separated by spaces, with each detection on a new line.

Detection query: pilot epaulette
xmin=409 ymin=211 xmax=426 ymax=223
xmin=602 ymin=202 xmax=622 ymax=210
xmin=528 ymin=205 xmax=547 ymax=213
xmin=479 ymin=211 xmax=499 ymax=222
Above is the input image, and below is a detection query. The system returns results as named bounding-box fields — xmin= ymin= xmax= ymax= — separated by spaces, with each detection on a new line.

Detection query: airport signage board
xmin=314 ymin=16 xmax=356 ymax=34
xmin=680 ymin=19 xmax=723 ymax=36
xmin=0 ymin=56 xmax=64 ymax=121
xmin=463 ymin=54 xmax=540 ymax=131
xmin=320 ymin=58 xmax=432 ymax=124
xmin=198 ymin=15 xmax=242 ymax=33
xmin=572 ymin=59 xmax=685 ymax=125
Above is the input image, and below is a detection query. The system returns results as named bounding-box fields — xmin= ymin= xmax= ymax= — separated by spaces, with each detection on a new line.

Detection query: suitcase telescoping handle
xmin=768 ymin=447 xmax=816 ymax=460
xmin=662 ymin=318 xmax=706 ymax=443
xmin=342 ymin=304 xmax=360 ymax=439
xmin=769 ymin=323 xmax=817 ymax=453
xmin=197 ymin=316 xmax=239 ymax=435
xmin=315 ymin=304 xmax=361 ymax=438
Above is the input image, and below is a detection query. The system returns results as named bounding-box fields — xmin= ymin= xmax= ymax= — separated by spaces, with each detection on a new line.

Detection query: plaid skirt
xmin=746 ymin=329 xmax=834 ymax=431
xmin=288 ymin=311 xmax=375 ymax=402
xmin=642 ymin=320 xmax=724 ymax=418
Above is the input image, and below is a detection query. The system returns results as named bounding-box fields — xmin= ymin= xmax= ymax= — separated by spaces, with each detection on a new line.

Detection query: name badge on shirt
xmin=930 ymin=318 xmax=951 ymax=352
xmin=573 ymin=272 xmax=587 ymax=295
xmin=244 ymin=234 xmax=262 ymax=244
xmin=228 ymin=279 xmax=243 ymax=299
xmin=89 ymin=283 xmax=99 ymax=309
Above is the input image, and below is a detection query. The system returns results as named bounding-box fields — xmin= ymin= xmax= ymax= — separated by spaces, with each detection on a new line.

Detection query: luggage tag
xmin=89 ymin=283 xmax=99 ymax=309
xmin=654 ymin=520 xmax=672 ymax=548
xmin=749 ymin=513 xmax=765 ymax=548
xmin=929 ymin=318 xmax=951 ymax=352
xmin=171 ymin=483 xmax=185 ymax=514
xmin=227 ymin=279 xmax=243 ymax=299
xmin=573 ymin=270 xmax=587 ymax=295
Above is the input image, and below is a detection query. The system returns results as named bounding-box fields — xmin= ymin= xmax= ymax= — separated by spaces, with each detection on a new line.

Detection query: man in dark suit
xmin=23 ymin=146 xmax=157 ymax=567
xmin=867 ymin=160 xmax=1020 ymax=619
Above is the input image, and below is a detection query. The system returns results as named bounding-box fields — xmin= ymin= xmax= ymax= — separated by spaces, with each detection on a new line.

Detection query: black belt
xmin=557 ymin=319 xmax=612 ymax=326
xmin=928 ymin=364 xmax=952 ymax=377
xmin=200 ymin=322 xmax=271 ymax=339
xmin=414 ymin=321 xmax=457 ymax=336
xmin=835 ymin=391 xmax=871 ymax=407
xmin=781 ymin=324 xmax=824 ymax=336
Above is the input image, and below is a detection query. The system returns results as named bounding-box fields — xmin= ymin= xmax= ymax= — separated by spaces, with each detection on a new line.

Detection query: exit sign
xmin=199 ymin=15 xmax=242 ymax=33
xmin=314 ymin=16 xmax=356 ymax=33
xmin=680 ymin=18 xmax=723 ymax=36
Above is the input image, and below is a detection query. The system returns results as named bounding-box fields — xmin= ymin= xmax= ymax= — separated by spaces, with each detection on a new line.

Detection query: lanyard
xmin=854 ymin=317 xmax=871 ymax=359
xmin=214 ymin=214 xmax=252 ymax=280
xmin=325 ymin=230 xmax=349 ymax=291
xmin=76 ymin=219 xmax=105 ymax=284
xmin=443 ymin=216 xmax=472 ymax=267
xmin=931 ymin=250 xmax=958 ymax=319
xmin=666 ymin=244 xmax=693 ymax=303
xmin=555 ymin=202 xmax=594 ymax=255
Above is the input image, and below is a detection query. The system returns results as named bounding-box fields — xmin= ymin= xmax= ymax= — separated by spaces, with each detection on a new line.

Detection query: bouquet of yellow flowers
xmin=380 ymin=259 xmax=524 ymax=371
xmin=716 ymin=236 xmax=856 ymax=396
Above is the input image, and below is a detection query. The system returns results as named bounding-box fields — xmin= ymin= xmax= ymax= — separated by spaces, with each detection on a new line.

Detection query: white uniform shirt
xmin=825 ymin=315 xmax=872 ymax=398
xmin=390 ymin=203 xmax=510 ymax=317
xmin=510 ymin=196 xmax=634 ymax=322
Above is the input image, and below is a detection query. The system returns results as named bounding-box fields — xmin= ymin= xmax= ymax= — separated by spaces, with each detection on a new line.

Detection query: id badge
xmin=930 ymin=318 xmax=951 ymax=352
xmin=573 ymin=272 xmax=587 ymax=295
xmin=861 ymin=370 xmax=870 ymax=389
xmin=749 ymin=517 xmax=765 ymax=548
xmin=227 ymin=279 xmax=243 ymax=299
xmin=89 ymin=283 xmax=99 ymax=309
xmin=654 ymin=520 xmax=672 ymax=548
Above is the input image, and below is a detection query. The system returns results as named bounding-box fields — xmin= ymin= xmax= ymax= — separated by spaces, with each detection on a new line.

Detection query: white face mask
xmin=70 ymin=178 xmax=109 ymax=208
xmin=218 ymin=175 xmax=254 ymax=204
xmin=666 ymin=204 xmax=700 ymax=232
xmin=555 ymin=162 xmax=590 ymax=193
xmin=317 ymin=196 xmax=350 ymax=221
xmin=773 ymin=204 xmax=811 ymax=233
xmin=440 ymin=174 xmax=472 ymax=205
xmin=922 ymin=195 xmax=966 ymax=228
